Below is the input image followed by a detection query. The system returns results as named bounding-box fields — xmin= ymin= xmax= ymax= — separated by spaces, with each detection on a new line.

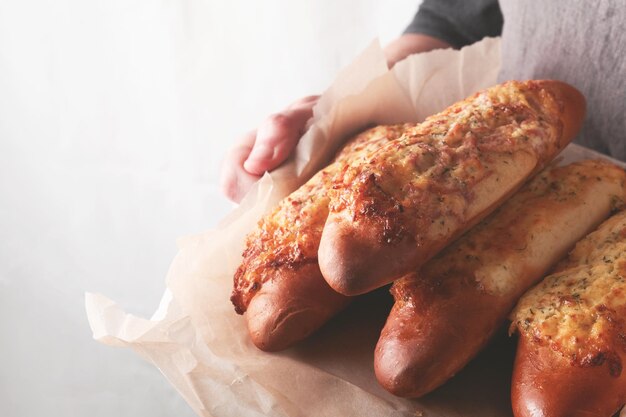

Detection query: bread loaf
xmin=231 ymin=125 xmax=406 ymax=351
xmin=319 ymin=80 xmax=586 ymax=296
xmin=510 ymin=209 xmax=626 ymax=417
xmin=374 ymin=160 xmax=626 ymax=397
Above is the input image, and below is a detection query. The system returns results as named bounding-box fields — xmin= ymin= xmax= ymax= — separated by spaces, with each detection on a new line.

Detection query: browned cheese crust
xmin=231 ymin=125 xmax=407 ymax=351
xmin=319 ymin=80 xmax=586 ymax=296
xmin=510 ymin=209 xmax=626 ymax=417
xmin=374 ymin=160 xmax=626 ymax=398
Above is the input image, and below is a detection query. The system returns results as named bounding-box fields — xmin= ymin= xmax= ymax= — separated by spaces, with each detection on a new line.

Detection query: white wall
xmin=0 ymin=1 xmax=420 ymax=416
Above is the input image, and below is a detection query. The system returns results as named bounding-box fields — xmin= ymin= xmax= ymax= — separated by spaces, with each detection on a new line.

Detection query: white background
xmin=0 ymin=1 xmax=420 ymax=416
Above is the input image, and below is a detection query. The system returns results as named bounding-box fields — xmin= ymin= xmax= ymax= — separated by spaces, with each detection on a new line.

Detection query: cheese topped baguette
xmin=510 ymin=209 xmax=626 ymax=417
xmin=231 ymin=125 xmax=405 ymax=351
xmin=374 ymin=160 xmax=626 ymax=398
xmin=319 ymin=80 xmax=586 ymax=296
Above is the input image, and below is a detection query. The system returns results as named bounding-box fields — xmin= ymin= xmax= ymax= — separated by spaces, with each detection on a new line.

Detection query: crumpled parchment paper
xmin=87 ymin=37 xmax=620 ymax=417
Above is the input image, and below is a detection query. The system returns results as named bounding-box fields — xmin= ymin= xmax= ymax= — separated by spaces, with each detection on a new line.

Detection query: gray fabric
xmin=406 ymin=0 xmax=625 ymax=161
xmin=405 ymin=0 xmax=503 ymax=49
xmin=498 ymin=0 xmax=626 ymax=161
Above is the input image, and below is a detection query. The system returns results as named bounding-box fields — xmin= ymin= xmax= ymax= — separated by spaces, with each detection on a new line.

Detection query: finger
xmin=287 ymin=95 xmax=320 ymax=109
xmin=243 ymin=104 xmax=316 ymax=176
xmin=220 ymin=131 xmax=262 ymax=203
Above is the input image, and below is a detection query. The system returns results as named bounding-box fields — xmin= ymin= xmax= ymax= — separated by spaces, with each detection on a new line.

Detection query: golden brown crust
xmin=245 ymin=263 xmax=348 ymax=352
xmin=511 ymin=210 xmax=626 ymax=416
xmin=511 ymin=211 xmax=626 ymax=367
xmin=374 ymin=160 xmax=626 ymax=398
xmin=376 ymin=278 xmax=504 ymax=397
xmin=512 ymin=333 xmax=626 ymax=417
xmin=319 ymin=80 xmax=586 ymax=296
xmin=231 ymin=125 xmax=407 ymax=351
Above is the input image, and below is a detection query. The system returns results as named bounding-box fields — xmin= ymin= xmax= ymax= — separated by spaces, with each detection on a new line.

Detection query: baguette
xmin=231 ymin=125 xmax=405 ymax=351
xmin=319 ymin=80 xmax=586 ymax=296
xmin=510 ymin=209 xmax=626 ymax=417
xmin=374 ymin=160 xmax=626 ymax=397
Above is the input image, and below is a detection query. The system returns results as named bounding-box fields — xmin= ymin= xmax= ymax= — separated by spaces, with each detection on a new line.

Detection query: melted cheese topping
xmin=231 ymin=125 xmax=407 ymax=313
xmin=330 ymin=81 xmax=564 ymax=246
xmin=393 ymin=160 xmax=626 ymax=302
xmin=512 ymin=210 xmax=626 ymax=374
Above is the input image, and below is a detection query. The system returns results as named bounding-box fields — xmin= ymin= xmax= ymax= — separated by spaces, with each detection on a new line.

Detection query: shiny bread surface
xmin=320 ymin=80 xmax=586 ymax=296
xmin=375 ymin=160 xmax=626 ymax=397
xmin=231 ymin=125 xmax=406 ymax=350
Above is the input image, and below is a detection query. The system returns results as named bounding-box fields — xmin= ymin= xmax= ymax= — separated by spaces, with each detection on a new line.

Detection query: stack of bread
xmin=231 ymin=80 xmax=626 ymax=417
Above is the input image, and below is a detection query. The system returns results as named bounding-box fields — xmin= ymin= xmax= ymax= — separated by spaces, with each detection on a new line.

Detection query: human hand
xmin=219 ymin=34 xmax=451 ymax=203
xmin=220 ymin=95 xmax=320 ymax=203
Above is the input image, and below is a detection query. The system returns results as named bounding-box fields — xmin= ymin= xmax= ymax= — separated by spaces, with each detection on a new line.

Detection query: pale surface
xmin=0 ymin=1 xmax=419 ymax=416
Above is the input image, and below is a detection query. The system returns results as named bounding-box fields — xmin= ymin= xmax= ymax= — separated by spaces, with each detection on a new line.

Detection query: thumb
xmin=243 ymin=106 xmax=314 ymax=175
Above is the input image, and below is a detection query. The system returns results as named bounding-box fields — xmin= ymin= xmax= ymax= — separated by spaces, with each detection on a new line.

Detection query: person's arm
xmin=384 ymin=34 xmax=452 ymax=67
xmin=404 ymin=0 xmax=502 ymax=48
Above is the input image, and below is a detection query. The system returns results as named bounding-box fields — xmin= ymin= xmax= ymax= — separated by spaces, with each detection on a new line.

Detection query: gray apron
xmin=498 ymin=0 xmax=626 ymax=160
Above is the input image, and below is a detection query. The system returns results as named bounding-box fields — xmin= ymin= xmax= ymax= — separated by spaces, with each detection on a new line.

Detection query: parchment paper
xmin=85 ymin=37 xmax=623 ymax=417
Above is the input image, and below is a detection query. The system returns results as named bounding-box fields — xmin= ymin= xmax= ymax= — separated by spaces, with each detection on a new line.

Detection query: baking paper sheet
xmin=85 ymin=37 xmax=624 ymax=417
